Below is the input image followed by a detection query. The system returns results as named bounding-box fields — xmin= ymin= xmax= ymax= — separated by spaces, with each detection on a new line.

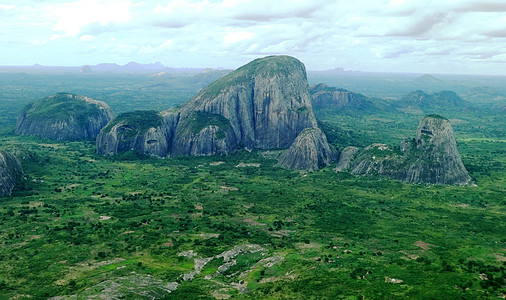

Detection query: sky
xmin=1 ymin=0 xmax=506 ymax=75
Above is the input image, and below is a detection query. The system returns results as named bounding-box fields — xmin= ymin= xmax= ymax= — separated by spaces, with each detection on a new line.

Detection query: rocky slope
xmin=16 ymin=93 xmax=113 ymax=141
xmin=97 ymin=56 xmax=333 ymax=171
xmin=278 ymin=128 xmax=335 ymax=172
xmin=309 ymin=83 xmax=372 ymax=110
xmin=337 ymin=115 xmax=471 ymax=185
xmin=334 ymin=146 xmax=360 ymax=172
xmin=0 ymin=151 xmax=23 ymax=196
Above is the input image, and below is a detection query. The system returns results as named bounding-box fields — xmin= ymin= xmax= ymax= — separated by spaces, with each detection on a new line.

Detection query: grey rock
xmin=278 ymin=127 xmax=336 ymax=172
xmin=348 ymin=115 xmax=471 ymax=185
xmin=0 ymin=151 xmax=23 ymax=196
xmin=171 ymin=111 xmax=238 ymax=156
xmin=334 ymin=146 xmax=360 ymax=172
xmin=175 ymin=55 xmax=317 ymax=155
xmin=96 ymin=110 xmax=178 ymax=157
xmin=94 ymin=56 xmax=334 ymax=169
xmin=16 ymin=93 xmax=113 ymax=141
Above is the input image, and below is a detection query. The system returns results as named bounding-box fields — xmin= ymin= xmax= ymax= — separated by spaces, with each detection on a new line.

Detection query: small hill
xmin=16 ymin=93 xmax=114 ymax=141
xmin=414 ymin=74 xmax=441 ymax=83
xmin=398 ymin=90 xmax=468 ymax=110
xmin=309 ymin=83 xmax=372 ymax=110
xmin=337 ymin=115 xmax=471 ymax=185
xmin=0 ymin=151 xmax=23 ymax=196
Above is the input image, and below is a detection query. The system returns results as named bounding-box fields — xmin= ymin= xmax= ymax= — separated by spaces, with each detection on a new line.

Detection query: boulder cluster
xmin=96 ymin=56 xmax=335 ymax=171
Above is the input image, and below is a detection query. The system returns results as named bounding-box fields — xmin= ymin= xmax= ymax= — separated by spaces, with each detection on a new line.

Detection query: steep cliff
xmin=16 ymin=93 xmax=113 ymax=141
xmin=175 ymin=55 xmax=317 ymax=153
xmin=310 ymin=83 xmax=372 ymax=110
xmin=96 ymin=110 xmax=178 ymax=157
xmin=341 ymin=115 xmax=471 ymax=185
xmin=334 ymin=146 xmax=360 ymax=172
xmin=0 ymin=151 xmax=23 ymax=196
xmin=278 ymin=128 xmax=335 ymax=172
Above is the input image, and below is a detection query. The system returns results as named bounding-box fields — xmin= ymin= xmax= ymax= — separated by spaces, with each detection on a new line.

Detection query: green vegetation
xmin=21 ymin=93 xmax=102 ymax=126
xmin=0 ymin=129 xmax=504 ymax=298
xmin=189 ymin=111 xmax=232 ymax=135
xmin=0 ymin=70 xmax=504 ymax=298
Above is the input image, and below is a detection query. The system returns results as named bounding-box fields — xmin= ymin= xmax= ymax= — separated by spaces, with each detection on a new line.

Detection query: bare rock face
xmin=0 ymin=151 xmax=23 ymax=196
xmin=334 ymin=146 xmax=360 ymax=172
xmin=398 ymin=115 xmax=471 ymax=185
xmin=310 ymin=83 xmax=371 ymax=110
xmin=342 ymin=115 xmax=471 ymax=185
xmin=176 ymin=55 xmax=317 ymax=153
xmin=278 ymin=128 xmax=335 ymax=172
xmin=96 ymin=110 xmax=177 ymax=157
xmin=16 ymin=93 xmax=113 ymax=141
xmin=171 ymin=111 xmax=238 ymax=156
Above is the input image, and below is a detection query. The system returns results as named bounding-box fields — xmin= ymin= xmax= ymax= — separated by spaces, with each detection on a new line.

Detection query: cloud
xmin=0 ymin=0 xmax=504 ymax=75
xmin=50 ymin=0 xmax=132 ymax=37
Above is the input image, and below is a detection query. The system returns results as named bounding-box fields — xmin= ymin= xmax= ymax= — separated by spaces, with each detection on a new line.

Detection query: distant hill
xmin=414 ymin=74 xmax=441 ymax=83
xmin=309 ymin=83 xmax=373 ymax=110
xmin=396 ymin=90 xmax=469 ymax=111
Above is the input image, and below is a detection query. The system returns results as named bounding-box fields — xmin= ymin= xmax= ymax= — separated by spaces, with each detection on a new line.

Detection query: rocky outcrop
xmin=96 ymin=110 xmax=178 ymax=157
xmin=176 ymin=55 xmax=317 ymax=153
xmin=278 ymin=128 xmax=335 ymax=172
xmin=0 ymin=151 xmax=23 ymax=196
xmin=334 ymin=146 xmax=360 ymax=172
xmin=171 ymin=111 xmax=238 ymax=156
xmin=310 ymin=83 xmax=371 ymax=110
xmin=16 ymin=93 xmax=113 ymax=141
xmin=340 ymin=115 xmax=471 ymax=185
xmin=95 ymin=56 xmax=333 ymax=171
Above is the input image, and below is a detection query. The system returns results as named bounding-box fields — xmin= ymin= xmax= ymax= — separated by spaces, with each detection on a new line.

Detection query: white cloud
xmin=51 ymin=0 xmax=132 ymax=37
xmin=224 ymin=31 xmax=255 ymax=45
xmin=0 ymin=0 xmax=505 ymax=75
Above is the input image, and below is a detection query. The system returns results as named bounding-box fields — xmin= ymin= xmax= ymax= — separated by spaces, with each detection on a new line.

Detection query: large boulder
xmin=96 ymin=110 xmax=178 ymax=157
xmin=16 ymin=93 xmax=113 ymax=141
xmin=278 ymin=128 xmax=335 ymax=172
xmin=175 ymin=55 xmax=318 ymax=153
xmin=0 ymin=151 xmax=23 ymax=196
xmin=339 ymin=115 xmax=471 ymax=185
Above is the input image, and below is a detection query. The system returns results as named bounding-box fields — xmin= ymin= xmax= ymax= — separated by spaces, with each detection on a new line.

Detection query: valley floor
xmin=0 ymin=135 xmax=504 ymax=299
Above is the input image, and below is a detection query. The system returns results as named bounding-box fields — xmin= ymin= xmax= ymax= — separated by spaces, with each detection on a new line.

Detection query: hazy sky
xmin=1 ymin=0 xmax=506 ymax=75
